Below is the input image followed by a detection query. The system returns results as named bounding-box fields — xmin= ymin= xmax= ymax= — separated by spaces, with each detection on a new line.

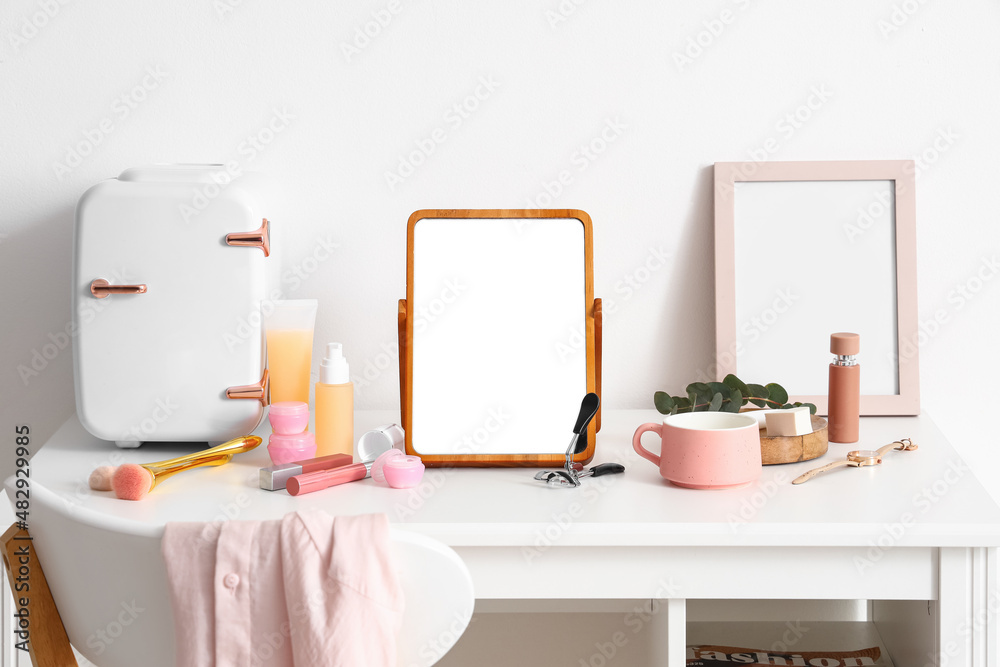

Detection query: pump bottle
xmin=315 ymin=343 xmax=354 ymax=458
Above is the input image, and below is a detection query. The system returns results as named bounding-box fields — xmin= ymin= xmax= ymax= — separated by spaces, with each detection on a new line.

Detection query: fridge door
xmin=73 ymin=166 xmax=269 ymax=444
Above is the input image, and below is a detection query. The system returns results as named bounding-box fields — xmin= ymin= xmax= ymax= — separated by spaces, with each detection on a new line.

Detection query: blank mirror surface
xmin=411 ymin=217 xmax=587 ymax=455
xmin=733 ymin=180 xmax=899 ymax=396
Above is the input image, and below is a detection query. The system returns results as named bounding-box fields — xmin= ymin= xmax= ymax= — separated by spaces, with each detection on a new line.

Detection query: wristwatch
xmin=792 ymin=438 xmax=918 ymax=485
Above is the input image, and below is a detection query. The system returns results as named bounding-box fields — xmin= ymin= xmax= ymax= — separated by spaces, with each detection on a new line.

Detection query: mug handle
xmin=632 ymin=423 xmax=662 ymax=466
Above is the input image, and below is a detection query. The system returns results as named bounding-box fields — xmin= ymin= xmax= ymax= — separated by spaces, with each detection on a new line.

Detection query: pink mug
xmin=632 ymin=412 xmax=762 ymax=489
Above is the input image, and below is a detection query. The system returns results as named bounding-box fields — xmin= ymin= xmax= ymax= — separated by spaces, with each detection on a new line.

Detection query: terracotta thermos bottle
xmin=828 ymin=332 xmax=860 ymax=443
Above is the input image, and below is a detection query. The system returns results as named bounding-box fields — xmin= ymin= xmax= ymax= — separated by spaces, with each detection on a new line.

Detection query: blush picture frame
xmin=713 ymin=160 xmax=920 ymax=416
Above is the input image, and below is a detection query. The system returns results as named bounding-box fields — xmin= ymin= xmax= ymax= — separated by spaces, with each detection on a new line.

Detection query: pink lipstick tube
xmin=286 ymin=461 xmax=373 ymax=496
xmin=259 ymin=453 xmax=352 ymax=491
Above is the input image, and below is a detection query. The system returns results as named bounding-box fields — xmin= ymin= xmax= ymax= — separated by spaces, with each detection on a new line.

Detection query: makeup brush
xmin=110 ymin=435 xmax=262 ymax=501
xmin=89 ymin=466 xmax=117 ymax=491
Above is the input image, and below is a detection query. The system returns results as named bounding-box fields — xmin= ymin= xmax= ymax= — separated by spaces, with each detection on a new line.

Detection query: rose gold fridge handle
xmin=226 ymin=369 xmax=270 ymax=407
xmin=90 ymin=279 xmax=148 ymax=298
xmin=225 ymin=218 xmax=270 ymax=257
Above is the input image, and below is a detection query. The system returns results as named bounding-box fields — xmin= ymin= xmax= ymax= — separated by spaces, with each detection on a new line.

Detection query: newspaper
xmin=687 ymin=645 xmax=883 ymax=666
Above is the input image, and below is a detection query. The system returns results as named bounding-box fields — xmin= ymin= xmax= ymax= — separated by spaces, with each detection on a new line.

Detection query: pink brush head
xmin=113 ymin=464 xmax=154 ymax=501
xmin=89 ymin=466 xmax=117 ymax=492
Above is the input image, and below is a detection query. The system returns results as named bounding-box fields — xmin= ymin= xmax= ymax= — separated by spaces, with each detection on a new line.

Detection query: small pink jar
xmin=268 ymin=431 xmax=317 ymax=465
xmin=371 ymin=450 xmax=425 ymax=489
xmin=268 ymin=401 xmax=310 ymax=435
xmin=383 ymin=456 xmax=425 ymax=489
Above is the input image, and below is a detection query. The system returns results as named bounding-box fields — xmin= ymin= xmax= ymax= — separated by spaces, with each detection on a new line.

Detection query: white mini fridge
xmin=72 ymin=165 xmax=273 ymax=447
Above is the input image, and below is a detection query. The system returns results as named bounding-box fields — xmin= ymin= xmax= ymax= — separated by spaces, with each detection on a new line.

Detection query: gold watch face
xmin=847 ymin=450 xmax=882 ymax=466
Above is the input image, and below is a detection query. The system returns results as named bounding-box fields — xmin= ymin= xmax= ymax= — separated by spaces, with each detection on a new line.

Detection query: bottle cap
xmin=268 ymin=401 xmax=310 ymax=434
xmin=830 ymin=332 xmax=860 ymax=356
xmin=319 ymin=342 xmax=350 ymax=384
xmin=371 ymin=448 xmax=404 ymax=485
xmin=269 ymin=401 xmax=309 ymax=417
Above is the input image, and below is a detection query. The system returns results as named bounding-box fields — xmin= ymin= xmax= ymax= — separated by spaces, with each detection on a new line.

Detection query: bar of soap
xmin=765 ymin=406 xmax=812 ymax=436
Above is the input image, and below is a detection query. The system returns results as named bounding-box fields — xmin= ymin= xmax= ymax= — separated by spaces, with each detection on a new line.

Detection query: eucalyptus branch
xmin=654 ymin=374 xmax=816 ymax=416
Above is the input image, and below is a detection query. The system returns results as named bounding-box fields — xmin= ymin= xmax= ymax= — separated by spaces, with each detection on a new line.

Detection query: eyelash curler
xmin=533 ymin=393 xmax=625 ymax=487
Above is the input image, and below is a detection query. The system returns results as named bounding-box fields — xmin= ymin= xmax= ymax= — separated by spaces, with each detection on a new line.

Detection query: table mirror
xmin=399 ymin=209 xmax=602 ymax=466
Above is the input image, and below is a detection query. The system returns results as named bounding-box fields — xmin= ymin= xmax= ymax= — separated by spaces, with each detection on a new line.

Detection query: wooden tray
xmin=761 ymin=415 xmax=828 ymax=465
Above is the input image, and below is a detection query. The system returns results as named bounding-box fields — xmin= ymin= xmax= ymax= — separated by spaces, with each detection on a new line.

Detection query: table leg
xmin=936 ymin=547 xmax=997 ymax=667
xmin=878 ymin=547 xmax=998 ymax=667
xmin=645 ymin=598 xmax=686 ymax=666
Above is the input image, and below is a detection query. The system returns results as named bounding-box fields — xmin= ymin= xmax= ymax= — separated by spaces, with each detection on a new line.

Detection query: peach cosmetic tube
xmin=265 ymin=300 xmax=318 ymax=405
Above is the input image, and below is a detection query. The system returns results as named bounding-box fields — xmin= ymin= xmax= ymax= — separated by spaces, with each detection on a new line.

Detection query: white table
xmin=19 ymin=410 xmax=1000 ymax=666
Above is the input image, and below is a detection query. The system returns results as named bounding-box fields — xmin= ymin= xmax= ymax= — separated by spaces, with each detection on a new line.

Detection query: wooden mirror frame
xmin=398 ymin=209 xmax=602 ymax=467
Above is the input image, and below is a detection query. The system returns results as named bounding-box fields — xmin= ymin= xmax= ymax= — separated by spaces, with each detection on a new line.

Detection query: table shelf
xmin=441 ymin=601 xmax=912 ymax=666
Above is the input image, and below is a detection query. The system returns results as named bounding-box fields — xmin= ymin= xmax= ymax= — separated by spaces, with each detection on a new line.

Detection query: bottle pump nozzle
xmin=320 ymin=343 xmax=350 ymax=384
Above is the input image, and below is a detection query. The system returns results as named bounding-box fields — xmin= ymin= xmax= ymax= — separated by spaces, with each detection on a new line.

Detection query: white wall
xmin=1 ymin=0 xmax=998 ymax=499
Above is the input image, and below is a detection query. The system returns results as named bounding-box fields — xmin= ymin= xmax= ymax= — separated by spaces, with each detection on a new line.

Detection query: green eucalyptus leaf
xmin=686 ymin=382 xmax=713 ymax=404
xmin=654 ymin=391 xmax=675 ymax=415
xmin=766 ymin=383 xmax=789 ymax=405
xmin=674 ymin=397 xmax=692 ymax=412
xmin=804 ymin=402 xmax=817 ymax=415
xmin=722 ymin=389 xmax=743 ymax=413
xmin=747 ymin=382 xmax=768 ymax=408
xmin=723 ymin=374 xmax=751 ymax=397
xmin=708 ymin=392 xmax=724 ymax=411
xmin=689 ymin=390 xmax=710 ymax=411
xmin=706 ymin=382 xmax=732 ymax=401
xmin=694 ymin=382 xmax=716 ymax=410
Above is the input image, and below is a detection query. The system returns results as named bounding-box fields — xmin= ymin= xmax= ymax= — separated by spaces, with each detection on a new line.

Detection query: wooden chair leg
xmin=1 ymin=523 xmax=76 ymax=667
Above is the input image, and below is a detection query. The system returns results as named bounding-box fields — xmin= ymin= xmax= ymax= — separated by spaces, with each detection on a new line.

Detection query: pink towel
xmin=162 ymin=511 xmax=404 ymax=667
